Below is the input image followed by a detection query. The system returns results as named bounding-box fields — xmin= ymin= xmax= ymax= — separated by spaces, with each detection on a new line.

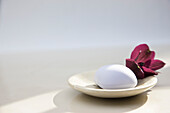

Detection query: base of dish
xmin=68 ymin=70 xmax=157 ymax=98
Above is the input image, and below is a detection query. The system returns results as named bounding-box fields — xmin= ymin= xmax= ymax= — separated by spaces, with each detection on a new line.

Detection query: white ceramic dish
xmin=68 ymin=70 xmax=157 ymax=98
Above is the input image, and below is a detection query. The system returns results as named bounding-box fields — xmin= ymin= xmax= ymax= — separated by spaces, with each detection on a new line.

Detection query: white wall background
xmin=0 ymin=0 xmax=170 ymax=53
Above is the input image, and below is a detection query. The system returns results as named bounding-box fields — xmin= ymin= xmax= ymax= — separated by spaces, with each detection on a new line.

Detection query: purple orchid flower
xmin=126 ymin=44 xmax=165 ymax=79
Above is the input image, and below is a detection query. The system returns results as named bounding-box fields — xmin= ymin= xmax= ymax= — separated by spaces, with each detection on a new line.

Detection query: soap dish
xmin=68 ymin=70 xmax=157 ymax=98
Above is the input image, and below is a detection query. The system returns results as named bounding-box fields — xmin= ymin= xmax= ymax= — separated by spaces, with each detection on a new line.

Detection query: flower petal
xmin=126 ymin=59 xmax=145 ymax=79
xmin=149 ymin=59 xmax=166 ymax=70
xmin=142 ymin=66 xmax=158 ymax=76
xmin=143 ymin=60 xmax=151 ymax=68
xmin=131 ymin=44 xmax=149 ymax=60
xmin=136 ymin=51 xmax=155 ymax=63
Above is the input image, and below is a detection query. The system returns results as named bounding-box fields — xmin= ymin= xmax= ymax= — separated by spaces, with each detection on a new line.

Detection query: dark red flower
xmin=126 ymin=44 xmax=165 ymax=79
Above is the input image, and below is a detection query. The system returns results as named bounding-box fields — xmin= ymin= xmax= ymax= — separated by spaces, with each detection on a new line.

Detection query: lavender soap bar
xmin=95 ymin=64 xmax=137 ymax=89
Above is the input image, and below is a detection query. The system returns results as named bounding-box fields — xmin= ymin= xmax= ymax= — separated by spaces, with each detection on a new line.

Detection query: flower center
xmin=138 ymin=62 xmax=144 ymax=66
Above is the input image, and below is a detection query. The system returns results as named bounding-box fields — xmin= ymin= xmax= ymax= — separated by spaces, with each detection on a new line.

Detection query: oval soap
xmin=95 ymin=64 xmax=137 ymax=89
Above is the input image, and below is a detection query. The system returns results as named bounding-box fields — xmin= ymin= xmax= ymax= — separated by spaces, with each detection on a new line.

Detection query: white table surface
xmin=0 ymin=45 xmax=170 ymax=113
